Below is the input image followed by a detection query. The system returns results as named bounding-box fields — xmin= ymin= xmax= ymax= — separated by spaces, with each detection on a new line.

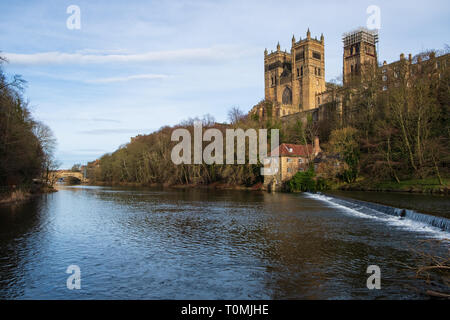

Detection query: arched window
xmin=282 ymin=87 xmax=292 ymax=104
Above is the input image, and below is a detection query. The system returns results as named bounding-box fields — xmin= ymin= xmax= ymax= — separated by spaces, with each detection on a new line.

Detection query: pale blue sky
xmin=1 ymin=0 xmax=448 ymax=168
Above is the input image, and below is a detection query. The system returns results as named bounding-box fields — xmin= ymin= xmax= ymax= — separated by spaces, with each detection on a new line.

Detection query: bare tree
xmin=33 ymin=121 xmax=58 ymax=186
xmin=227 ymin=106 xmax=245 ymax=125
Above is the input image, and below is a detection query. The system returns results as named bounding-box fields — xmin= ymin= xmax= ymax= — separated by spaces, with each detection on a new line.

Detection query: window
xmin=287 ymin=168 xmax=292 ymax=173
xmin=300 ymin=66 xmax=303 ymax=76
xmin=394 ymin=72 xmax=398 ymax=78
xmin=318 ymin=68 xmax=321 ymax=76
xmin=313 ymin=51 xmax=321 ymax=60
xmin=382 ymin=69 xmax=387 ymax=73
xmin=282 ymin=87 xmax=292 ymax=104
xmin=382 ymin=75 xmax=387 ymax=81
xmin=287 ymin=158 xmax=292 ymax=163
xmin=295 ymin=51 xmax=305 ymax=61
xmin=351 ymin=65 xmax=354 ymax=73
xmin=314 ymin=67 xmax=317 ymax=75
xmin=297 ymin=68 xmax=300 ymax=77
xmin=298 ymin=158 xmax=303 ymax=163
xmin=382 ymin=86 xmax=388 ymax=91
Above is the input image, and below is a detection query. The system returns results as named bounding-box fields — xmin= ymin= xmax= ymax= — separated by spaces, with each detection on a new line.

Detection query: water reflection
xmin=0 ymin=186 xmax=448 ymax=299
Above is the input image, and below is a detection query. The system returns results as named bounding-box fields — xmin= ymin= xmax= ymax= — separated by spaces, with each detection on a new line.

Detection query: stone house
xmin=264 ymin=137 xmax=321 ymax=191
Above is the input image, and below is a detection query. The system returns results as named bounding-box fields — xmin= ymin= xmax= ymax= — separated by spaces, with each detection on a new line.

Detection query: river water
xmin=0 ymin=186 xmax=448 ymax=299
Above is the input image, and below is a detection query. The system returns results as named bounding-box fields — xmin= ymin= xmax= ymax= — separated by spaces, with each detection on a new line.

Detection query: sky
xmin=1 ymin=0 xmax=449 ymax=169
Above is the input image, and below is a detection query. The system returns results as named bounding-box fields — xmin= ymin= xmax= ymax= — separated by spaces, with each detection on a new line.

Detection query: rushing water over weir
xmin=307 ymin=193 xmax=450 ymax=234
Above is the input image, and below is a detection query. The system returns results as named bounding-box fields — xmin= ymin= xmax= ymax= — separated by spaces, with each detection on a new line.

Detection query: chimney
xmin=400 ymin=53 xmax=405 ymax=60
xmin=408 ymin=53 xmax=412 ymax=63
xmin=314 ymin=136 xmax=321 ymax=155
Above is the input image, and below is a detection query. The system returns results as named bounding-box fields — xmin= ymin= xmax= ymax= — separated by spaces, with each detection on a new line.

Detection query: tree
xmin=227 ymin=106 xmax=245 ymax=125
xmin=328 ymin=127 xmax=360 ymax=183
xmin=0 ymin=56 xmax=57 ymax=188
xmin=71 ymin=164 xmax=81 ymax=172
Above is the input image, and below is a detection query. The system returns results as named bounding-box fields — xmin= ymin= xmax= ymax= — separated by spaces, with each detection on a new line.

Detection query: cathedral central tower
xmin=264 ymin=29 xmax=325 ymax=117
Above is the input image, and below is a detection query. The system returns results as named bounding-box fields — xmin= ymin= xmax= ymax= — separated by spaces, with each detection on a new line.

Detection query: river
xmin=0 ymin=185 xmax=449 ymax=299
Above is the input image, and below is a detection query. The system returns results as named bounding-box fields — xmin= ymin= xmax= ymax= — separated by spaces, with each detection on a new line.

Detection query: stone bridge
xmin=53 ymin=170 xmax=88 ymax=184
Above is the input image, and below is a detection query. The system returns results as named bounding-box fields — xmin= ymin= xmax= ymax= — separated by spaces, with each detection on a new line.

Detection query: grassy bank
xmin=0 ymin=185 xmax=57 ymax=205
xmin=339 ymin=178 xmax=450 ymax=194
xmin=0 ymin=189 xmax=31 ymax=204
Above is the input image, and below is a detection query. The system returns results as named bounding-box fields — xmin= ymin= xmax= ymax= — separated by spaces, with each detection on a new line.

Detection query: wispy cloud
xmin=90 ymin=118 xmax=122 ymax=123
xmin=78 ymin=128 xmax=153 ymax=135
xmin=4 ymin=45 xmax=257 ymax=66
xmin=86 ymin=74 xmax=169 ymax=83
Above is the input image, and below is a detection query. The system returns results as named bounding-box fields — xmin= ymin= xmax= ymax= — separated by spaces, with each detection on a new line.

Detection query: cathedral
xmin=251 ymin=27 xmax=379 ymax=119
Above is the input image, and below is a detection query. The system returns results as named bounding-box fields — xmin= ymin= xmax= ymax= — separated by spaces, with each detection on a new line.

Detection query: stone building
xmin=251 ymin=26 xmax=448 ymax=124
xmin=342 ymin=28 xmax=378 ymax=85
xmin=253 ymin=29 xmax=326 ymax=118
xmin=263 ymin=137 xmax=321 ymax=191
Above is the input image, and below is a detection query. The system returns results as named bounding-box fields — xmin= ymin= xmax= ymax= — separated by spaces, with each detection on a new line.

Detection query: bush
xmin=289 ymin=170 xmax=316 ymax=192
xmin=315 ymin=177 xmax=330 ymax=191
xmin=288 ymin=169 xmax=330 ymax=192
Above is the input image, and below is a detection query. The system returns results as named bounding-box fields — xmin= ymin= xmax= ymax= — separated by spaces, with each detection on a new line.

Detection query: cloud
xmin=90 ymin=118 xmax=122 ymax=123
xmin=3 ymin=45 xmax=257 ymax=65
xmin=78 ymin=128 xmax=152 ymax=135
xmin=86 ymin=74 xmax=169 ymax=84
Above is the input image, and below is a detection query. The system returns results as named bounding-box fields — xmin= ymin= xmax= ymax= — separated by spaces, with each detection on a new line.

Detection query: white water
xmin=305 ymin=193 xmax=450 ymax=240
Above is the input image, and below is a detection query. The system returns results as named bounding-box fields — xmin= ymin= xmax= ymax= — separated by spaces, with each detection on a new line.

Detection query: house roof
xmin=313 ymin=152 xmax=341 ymax=163
xmin=270 ymin=143 xmax=314 ymax=157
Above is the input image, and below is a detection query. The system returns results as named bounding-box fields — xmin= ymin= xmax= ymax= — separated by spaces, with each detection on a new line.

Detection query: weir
xmin=310 ymin=193 xmax=450 ymax=232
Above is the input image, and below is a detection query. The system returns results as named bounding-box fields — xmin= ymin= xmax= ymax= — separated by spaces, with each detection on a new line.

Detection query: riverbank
xmin=0 ymin=185 xmax=57 ymax=205
xmin=89 ymin=177 xmax=450 ymax=195
xmin=338 ymin=178 xmax=449 ymax=195
xmin=89 ymin=181 xmax=265 ymax=191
